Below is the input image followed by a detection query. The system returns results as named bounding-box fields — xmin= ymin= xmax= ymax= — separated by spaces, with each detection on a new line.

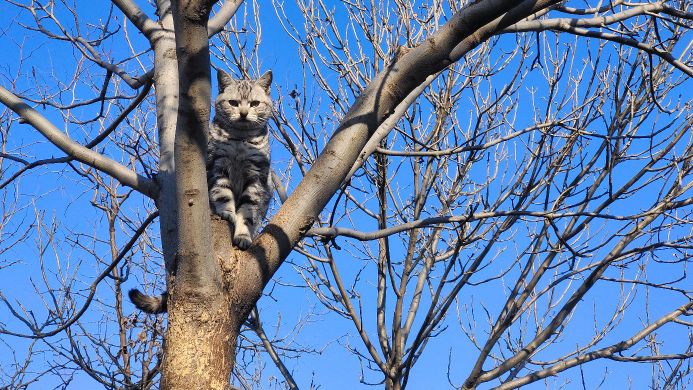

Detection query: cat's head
xmin=215 ymin=69 xmax=273 ymax=131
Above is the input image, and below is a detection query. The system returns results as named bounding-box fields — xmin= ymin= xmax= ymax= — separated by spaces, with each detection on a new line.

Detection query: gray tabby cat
xmin=129 ymin=70 xmax=274 ymax=314
xmin=208 ymin=69 xmax=273 ymax=249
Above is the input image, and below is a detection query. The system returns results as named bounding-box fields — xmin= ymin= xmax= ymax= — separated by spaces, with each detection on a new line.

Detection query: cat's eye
xmin=229 ymin=100 xmax=239 ymax=107
xmin=250 ymin=100 xmax=260 ymax=107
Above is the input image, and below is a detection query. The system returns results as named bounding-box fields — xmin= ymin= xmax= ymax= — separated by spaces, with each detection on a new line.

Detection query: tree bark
xmin=151 ymin=0 xmax=180 ymax=274
xmin=162 ymin=0 xmax=230 ymax=389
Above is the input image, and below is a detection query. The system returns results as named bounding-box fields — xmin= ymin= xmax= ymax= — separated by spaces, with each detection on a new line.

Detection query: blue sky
xmin=1 ymin=0 xmax=691 ymax=389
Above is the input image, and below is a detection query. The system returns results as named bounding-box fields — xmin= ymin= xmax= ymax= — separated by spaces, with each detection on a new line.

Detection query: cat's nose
xmin=239 ymin=108 xmax=248 ymax=118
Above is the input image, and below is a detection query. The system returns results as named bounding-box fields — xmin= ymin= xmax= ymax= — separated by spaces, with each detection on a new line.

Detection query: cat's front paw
xmin=233 ymin=234 xmax=252 ymax=250
xmin=218 ymin=210 xmax=236 ymax=225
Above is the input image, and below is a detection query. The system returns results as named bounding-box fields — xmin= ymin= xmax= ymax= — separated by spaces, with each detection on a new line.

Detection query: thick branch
xmin=111 ymin=0 xmax=159 ymax=39
xmin=241 ymin=0 xmax=563 ymax=301
xmin=170 ymin=0 xmax=217 ymax=293
xmin=151 ymin=0 xmax=180 ymax=273
xmin=0 ymin=85 xmax=158 ymax=199
xmin=208 ymin=0 xmax=244 ymax=36
xmin=512 ymin=2 xmax=672 ymax=29
xmin=0 ymin=80 xmax=152 ymax=190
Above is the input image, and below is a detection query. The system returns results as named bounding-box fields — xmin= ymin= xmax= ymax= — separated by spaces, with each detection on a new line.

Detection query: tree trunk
xmin=161 ymin=294 xmax=236 ymax=390
xmin=151 ymin=0 xmax=179 ymax=275
xmin=162 ymin=0 xmax=232 ymax=388
xmin=386 ymin=377 xmax=402 ymax=390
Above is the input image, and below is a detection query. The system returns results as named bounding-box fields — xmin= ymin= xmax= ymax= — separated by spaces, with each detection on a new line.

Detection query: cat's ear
xmin=257 ymin=70 xmax=272 ymax=94
xmin=217 ymin=69 xmax=233 ymax=93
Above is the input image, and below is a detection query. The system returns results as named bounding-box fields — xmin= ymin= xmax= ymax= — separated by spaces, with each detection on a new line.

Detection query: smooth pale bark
xmin=151 ymin=0 xmax=180 ymax=274
xmin=0 ymin=85 xmax=158 ymax=198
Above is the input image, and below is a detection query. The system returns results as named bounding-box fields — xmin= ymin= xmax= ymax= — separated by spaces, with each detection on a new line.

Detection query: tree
xmin=0 ymin=0 xmax=691 ymax=388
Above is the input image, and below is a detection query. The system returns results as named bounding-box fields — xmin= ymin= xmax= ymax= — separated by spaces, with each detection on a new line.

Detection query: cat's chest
xmin=217 ymin=140 xmax=252 ymax=162
xmin=212 ymin=140 xmax=268 ymax=177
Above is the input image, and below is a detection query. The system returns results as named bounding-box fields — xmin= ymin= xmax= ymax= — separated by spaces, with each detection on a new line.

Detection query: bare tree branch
xmin=496 ymin=301 xmax=693 ymax=389
xmin=310 ymin=193 xmax=693 ymax=241
xmin=111 ymin=0 xmax=159 ymax=39
xmin=247 ymin=308 xmax=299 ymax=390
xmin=504 ymin=2 xmax=693 ymax=76
xmin=208 ymin=0 xmax=244 ymax=36
xmin=0 ymin=85 xmax=159 ymax=199
xmin=246 ymin=0 xmax=564 ymax=288
xmin=0 ymin=211 xmax=158 ymax=339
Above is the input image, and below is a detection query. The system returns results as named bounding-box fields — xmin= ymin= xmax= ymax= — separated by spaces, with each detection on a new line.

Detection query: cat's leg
xmin=234 ymin=181 xmax=269 ymax=250
xmin=209 ymin=176 xmax=237 ymax=228
xmin=233 ymin=204 xmax=254 ymax=250
xmin=232 ymin=214 xmax=252 ymax=250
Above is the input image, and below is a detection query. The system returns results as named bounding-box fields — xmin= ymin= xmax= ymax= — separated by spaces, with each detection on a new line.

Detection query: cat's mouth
xmin=234 ymin=117 xmax=261 ymax=128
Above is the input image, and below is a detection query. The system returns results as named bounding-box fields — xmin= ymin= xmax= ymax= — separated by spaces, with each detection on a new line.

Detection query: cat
xmin=129 ymin=70 xmax=274 ymax=314
xmin=208 ymin=69 xmax=274 ymax=250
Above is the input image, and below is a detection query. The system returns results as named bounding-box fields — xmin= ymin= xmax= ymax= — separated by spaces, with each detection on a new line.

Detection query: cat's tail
xmin=129 ymin=289 xmax=168 ymax=314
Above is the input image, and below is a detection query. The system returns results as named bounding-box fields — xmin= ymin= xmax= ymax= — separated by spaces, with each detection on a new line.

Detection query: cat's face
xmin=215 ymin=70 xmax=273 ymax=130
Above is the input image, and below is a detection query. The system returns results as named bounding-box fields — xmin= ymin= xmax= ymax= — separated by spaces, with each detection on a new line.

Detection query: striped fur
xmin=129 ymin=70 xmax=273 ymax=314
xmin=129 ymin=289 xmax=168 ymax=314
xmin=209 ymin=69 xmax=273 ymax=250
